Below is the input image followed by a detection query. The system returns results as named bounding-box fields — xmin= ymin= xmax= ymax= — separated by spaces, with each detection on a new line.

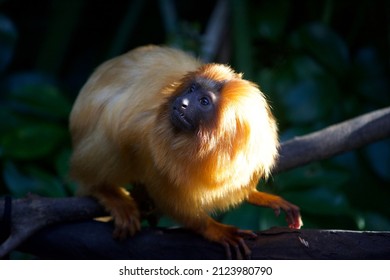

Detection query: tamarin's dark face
xmin=170 ymin=77 xmax=222 ymax=132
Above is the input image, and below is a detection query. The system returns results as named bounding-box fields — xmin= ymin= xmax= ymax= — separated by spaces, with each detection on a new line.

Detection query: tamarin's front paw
xmin=201 ymin=219 xmax=257 ymax=259
xmin=276 ymin=198 xmax=303 ymax=230
xmin=248 ymin=191 xmax=303 ymax=230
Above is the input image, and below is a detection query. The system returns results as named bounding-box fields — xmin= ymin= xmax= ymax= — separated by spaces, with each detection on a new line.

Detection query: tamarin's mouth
xmin=171 ymin=108 xmax=194 ymax=131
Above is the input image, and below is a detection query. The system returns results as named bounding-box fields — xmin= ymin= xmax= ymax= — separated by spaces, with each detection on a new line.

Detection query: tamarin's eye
xmin=199 ymin=97 xmax=210 ymax=106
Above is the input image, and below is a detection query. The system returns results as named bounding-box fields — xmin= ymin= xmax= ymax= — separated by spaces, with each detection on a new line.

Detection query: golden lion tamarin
xmin=69 ymin=45 xmax=302 ymax=258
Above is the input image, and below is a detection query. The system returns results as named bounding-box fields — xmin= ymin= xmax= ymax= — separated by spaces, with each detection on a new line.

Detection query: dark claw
xmin=223 ymin=230 xmax=256 ymax=259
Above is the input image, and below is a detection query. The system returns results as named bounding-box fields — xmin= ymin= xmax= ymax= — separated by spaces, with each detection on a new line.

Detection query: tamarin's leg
xmin=131 ymin=183 xmax=159 ymax=226
xmin=92 ymin=185 xmax=141 ymax=239
xmin=247 ymin=191 xmax=303 ymax=229
xmin=197 ymin=216 xmax=257 ymax=259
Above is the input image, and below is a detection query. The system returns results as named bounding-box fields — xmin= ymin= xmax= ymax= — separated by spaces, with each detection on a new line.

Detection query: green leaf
xmin=0 ymin=106 xmax=23 ymax=134
xmin=274 ymin=164 xmax=350 ymax=192
xmin=281 ymin=75 xmax=339 ymax=124
xmin=55 ymin=148 xmax=72 ymax=179
xmin=7 ymin=74 xmax=72 ymax=119
xmin=3 ymin=162 xmax=36 ymax=197
xmin=26 ymin=166 xmax=67 ymax=197
xmin=364 ymin=139 xmax=390 ymax=181
xmin=355 ymin=211 xmax=390 ymax=231
xmin=0 ymin=14 xmax=17 ymax=72
xmin=1 ymin=123 xmax=67 ymax=160
xmin=290 ymin=22 xmax=349 ymax=77
xmin=222 ymin=204 xmax=261 ymax=230
xmin=258 ymin=55 xmax=335 ymax=126
xmin=290 ymin=55 xmax=326 ymax=80
xmin=54 ymin=149 xmax=78 ymax=195
xmin=256 ymin=0 xmax=290 ymax=42
xmin=3 ymin=162 xmax=66 ymax=197
xmin=353 ymin=48 xmax=390 ymax=104
xmin=284 ymin=187 xmax=352 ymax=216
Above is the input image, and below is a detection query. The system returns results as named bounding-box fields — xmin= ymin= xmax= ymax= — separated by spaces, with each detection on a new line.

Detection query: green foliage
xmin=0 ymin=73 xmax=74 ymax=196
xmin=0 ymin=14 xmax=16 ymax=72
xmin=0 ymin=0 xmax=389 ymax=234
xmin=0 ymin=11 xmax=73 ymax=197
xmin=224 ymin=0 xmax=390 ymax=231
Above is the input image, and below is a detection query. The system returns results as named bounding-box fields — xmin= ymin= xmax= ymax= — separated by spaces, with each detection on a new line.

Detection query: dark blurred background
xmin=0 ymin=0 xmax=389 ymax=238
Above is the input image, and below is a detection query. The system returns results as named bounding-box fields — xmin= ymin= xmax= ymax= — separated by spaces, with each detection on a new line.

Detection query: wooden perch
xmin=19 ymin=224 xmax=390 ymax=259
xmin=0 ymin=106 xmax=390 ymax=259
xmin=0 ymin=196 xmax=105 ymax=258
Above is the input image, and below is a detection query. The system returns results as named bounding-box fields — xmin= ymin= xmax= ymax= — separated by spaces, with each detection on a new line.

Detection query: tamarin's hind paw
xmin=222 ymin=229 xmax=258 ymax=260
xmin=92 ymin=186 xmax=141 ymax=239
xmin=94 ymin=188 xmax=141 ymax=240
xmin=94 ymin=201 xmax=141 ymax=239
xmin=111 ymin=203 xmax=141 ymax=240
xmin=202 ymin=219 xmax=257 ymax=259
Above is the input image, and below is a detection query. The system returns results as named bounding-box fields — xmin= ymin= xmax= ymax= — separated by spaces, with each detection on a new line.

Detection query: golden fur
xmin=69 ymin=45 xmax=301 ymax=256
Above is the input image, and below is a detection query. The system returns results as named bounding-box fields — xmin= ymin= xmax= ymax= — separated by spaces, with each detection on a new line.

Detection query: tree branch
xmin=275 ymin=106 xmax=390 ymax=173
xmin=0 ymin=106 xmax=389 ymax=258
xmin=0 ymin=196 xmax=104 ymax=258
xmin=200 ymin=0 xmax=230 ymax=62
xmin=19 ymin=225 xmax=390 ymax=259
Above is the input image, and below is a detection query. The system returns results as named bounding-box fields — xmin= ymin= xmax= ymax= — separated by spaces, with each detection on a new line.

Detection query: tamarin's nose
xmin=181 ymin=98 xmax=189 ymax=109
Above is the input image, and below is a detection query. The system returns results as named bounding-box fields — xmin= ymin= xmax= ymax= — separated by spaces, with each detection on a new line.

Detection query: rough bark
xmin=20 ymin=223 xmax=390 ymax=259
